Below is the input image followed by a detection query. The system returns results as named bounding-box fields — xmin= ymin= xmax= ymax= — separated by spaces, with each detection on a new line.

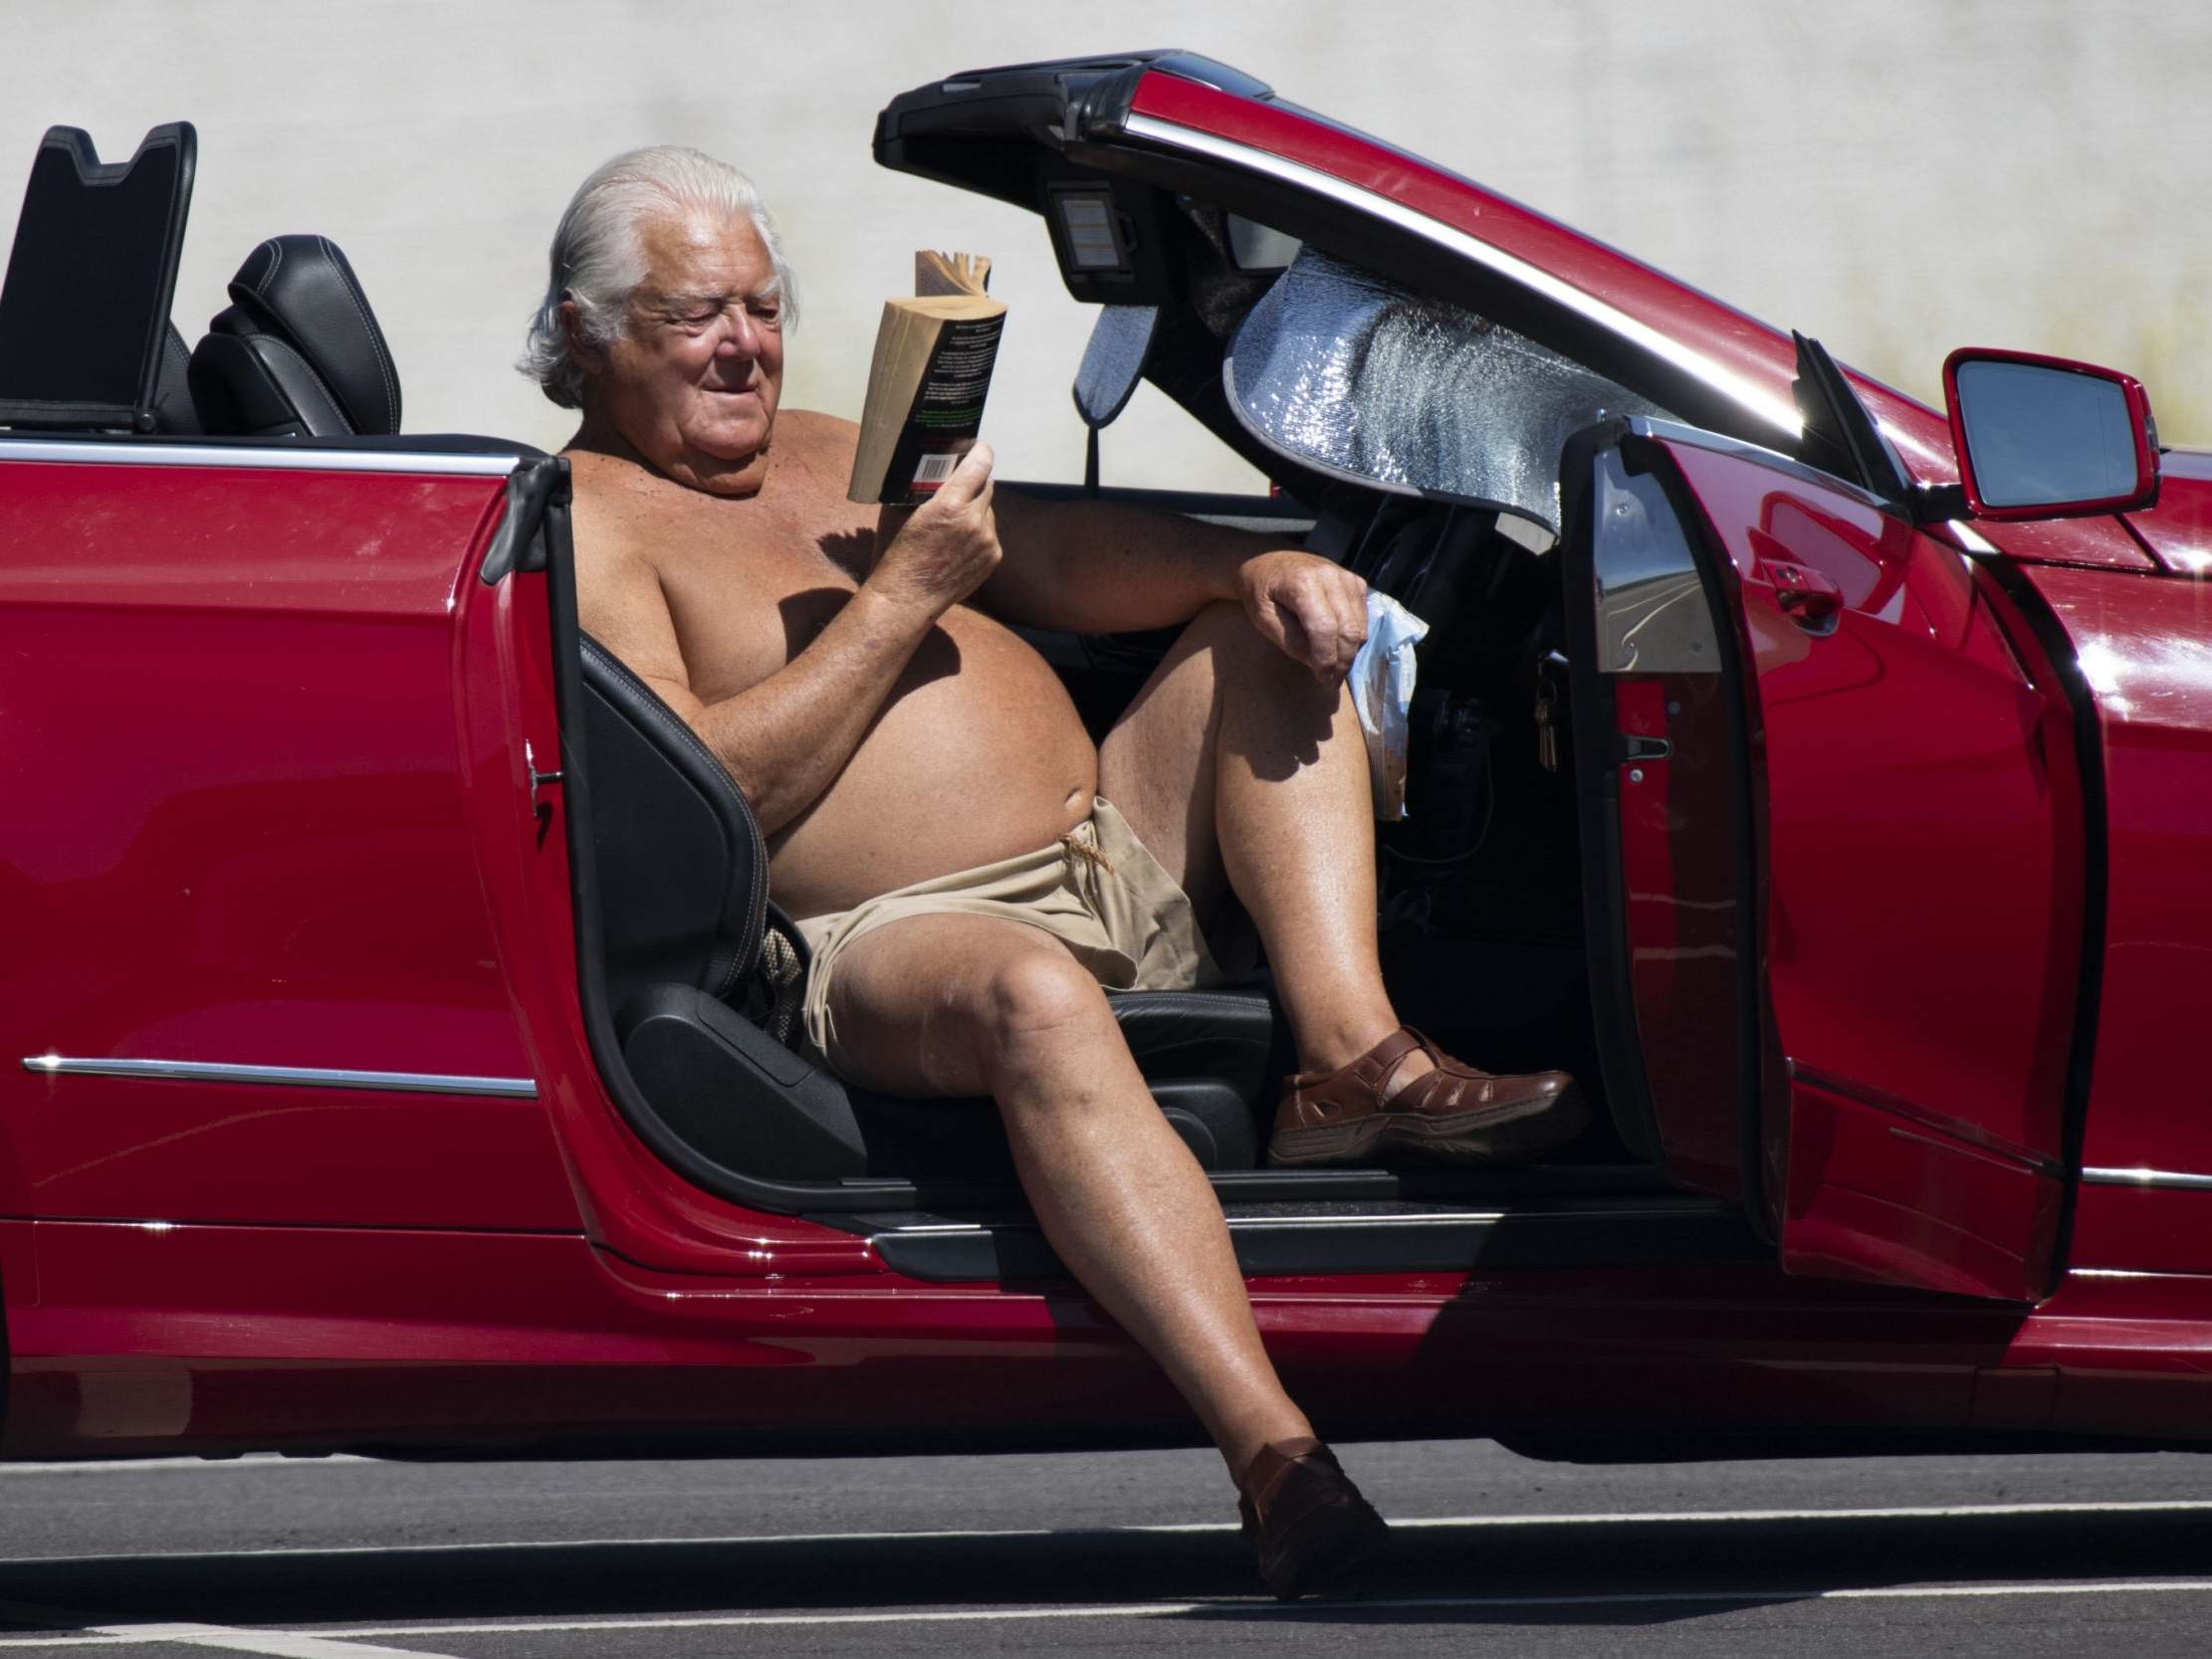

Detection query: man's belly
xmin=767 ymin=608 xmax=1101 ymax=918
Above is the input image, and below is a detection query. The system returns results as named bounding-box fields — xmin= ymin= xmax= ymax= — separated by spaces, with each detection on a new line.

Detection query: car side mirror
xmin=1943 ymin=347 xmax=2159 ymax=519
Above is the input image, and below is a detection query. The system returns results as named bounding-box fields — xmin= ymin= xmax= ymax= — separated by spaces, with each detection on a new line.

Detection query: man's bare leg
xmin=1099 ymin=599 xmax=1424 ymax=1077
xmin=823 ymin=911 xmax=1314 ymax=1476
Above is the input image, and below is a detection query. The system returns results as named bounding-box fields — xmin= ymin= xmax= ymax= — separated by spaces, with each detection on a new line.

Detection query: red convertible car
xmin=2 ymin=51 xmax=2206 ymax=1466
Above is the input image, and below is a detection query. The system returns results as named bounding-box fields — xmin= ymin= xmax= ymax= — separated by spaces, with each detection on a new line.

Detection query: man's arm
xmin=977 ymin=489 xmax=1370 ymax=681
xmin=580 ymin=450 xmax=1001 ymax=838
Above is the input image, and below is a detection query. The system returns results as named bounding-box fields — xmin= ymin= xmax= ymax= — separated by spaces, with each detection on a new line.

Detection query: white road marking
xmin=0 ymin=1458 xmax=367 ymax=1478
xmin=1 ymin=1497 xmax=2208 ymax=1569
xmin=88 ymin=1626 xmax=455 ymax=1658
xmin=0 ymin=1580 xmax=2209 ymax=1647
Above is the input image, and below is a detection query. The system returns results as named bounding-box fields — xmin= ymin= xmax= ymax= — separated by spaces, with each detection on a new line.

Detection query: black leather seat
xmin=578 ymin=632 xmax=1274 ymax=1178
xmin=150 ymin=322 xmax=199 ymax=434
xmin=187 ymin=235 xmax=400 ymax=437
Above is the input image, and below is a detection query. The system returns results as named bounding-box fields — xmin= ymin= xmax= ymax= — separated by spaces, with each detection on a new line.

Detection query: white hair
xmin=519 ymin=145 xmax=797 ymax=408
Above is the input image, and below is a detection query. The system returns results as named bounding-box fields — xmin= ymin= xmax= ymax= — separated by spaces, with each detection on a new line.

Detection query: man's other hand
xmin=872 ymin=444 xmax=1001 ymax=618
xmin=1236 ymin=550 xmax=1370 ymax=683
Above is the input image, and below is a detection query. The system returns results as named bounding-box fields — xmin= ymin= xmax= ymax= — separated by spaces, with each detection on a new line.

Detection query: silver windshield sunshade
xmin=1223 ymin=248 xmax=1667 ymax=532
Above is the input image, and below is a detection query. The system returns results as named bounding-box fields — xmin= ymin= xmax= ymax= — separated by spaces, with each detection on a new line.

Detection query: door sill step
xmin=842 ymin=1193 xmax=1761 ymax=1282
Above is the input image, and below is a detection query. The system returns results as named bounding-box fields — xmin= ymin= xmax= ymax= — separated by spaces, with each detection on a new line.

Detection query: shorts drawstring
xmin=1060 ymin=828 xmax=1117 ymax=881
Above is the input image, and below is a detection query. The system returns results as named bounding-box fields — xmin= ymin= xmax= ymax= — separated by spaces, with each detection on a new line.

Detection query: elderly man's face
xmin=582 ymin=206 xmax=785 ymax=487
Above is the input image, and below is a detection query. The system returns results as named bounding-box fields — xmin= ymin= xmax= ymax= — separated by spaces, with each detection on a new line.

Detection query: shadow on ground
xmin=0 ymin=1507 xmax=2202 ymax=1633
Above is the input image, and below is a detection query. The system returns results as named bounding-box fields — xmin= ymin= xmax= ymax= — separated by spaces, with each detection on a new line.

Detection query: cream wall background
xmin=6 ymin=1 xmax=2207 ymax=490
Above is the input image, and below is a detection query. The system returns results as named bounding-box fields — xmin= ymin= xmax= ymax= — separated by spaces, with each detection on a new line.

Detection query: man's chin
xmin=663 ymin=446 xmax=767 ymax=499
xmin=683 ymin=420 xmax=774 ymax=473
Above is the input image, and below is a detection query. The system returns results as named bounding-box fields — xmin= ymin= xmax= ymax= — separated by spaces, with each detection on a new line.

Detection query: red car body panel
xmin=5 ymin=59 xmax=2212 ymax=1462
xmin=2013 ymin=549 xmax=2212 ymax=1278
xmin=2122 ymin=449 xmax=2212 ymax=574
xmin=0 ymin=459 xmax=575 ymax=1233
xmin=0 ymin=1212 xmax=2060 ymax=1460
xmin=1640 ymin=438 xmax=2083 ymax=1302
xmin=1970 ymin=513 xmax=2161 ymax=574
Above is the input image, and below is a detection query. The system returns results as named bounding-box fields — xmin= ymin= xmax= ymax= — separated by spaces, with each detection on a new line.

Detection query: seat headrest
xmin=189 ymin=235 xmax=399 ymax=437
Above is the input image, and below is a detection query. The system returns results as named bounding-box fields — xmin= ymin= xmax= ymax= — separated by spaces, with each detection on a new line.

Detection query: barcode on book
xmin=913 ymin=452 xmax=962 ymax=488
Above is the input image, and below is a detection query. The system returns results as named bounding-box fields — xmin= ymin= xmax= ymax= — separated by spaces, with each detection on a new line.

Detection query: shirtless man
xmin=527 ymin=146 xmax=1584 ymax=1596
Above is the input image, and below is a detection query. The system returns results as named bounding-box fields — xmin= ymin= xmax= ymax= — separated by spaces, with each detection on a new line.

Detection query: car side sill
xmin=852 ymin=1195 xmax=1762 ymax=1282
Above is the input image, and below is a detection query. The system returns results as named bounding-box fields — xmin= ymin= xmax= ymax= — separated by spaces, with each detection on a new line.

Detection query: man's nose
xmin=716 ymin=310 xmax=761 ymax=358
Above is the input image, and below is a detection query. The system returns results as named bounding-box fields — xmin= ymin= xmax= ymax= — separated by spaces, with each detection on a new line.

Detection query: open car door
xmin=1560 ymin=418 xmax=2088 ymax=1302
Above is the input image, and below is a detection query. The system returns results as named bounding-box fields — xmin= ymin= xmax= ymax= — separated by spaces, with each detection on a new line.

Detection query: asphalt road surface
xmin=3 ymin=1440 xmax=2212 ymax=1656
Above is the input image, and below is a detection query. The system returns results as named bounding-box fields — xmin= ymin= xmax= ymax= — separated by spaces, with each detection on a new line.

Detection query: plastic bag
xmin=1350 ymin=590 xmax=1429 ymax=821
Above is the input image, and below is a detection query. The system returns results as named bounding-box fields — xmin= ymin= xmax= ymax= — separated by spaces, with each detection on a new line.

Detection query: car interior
xmin=0 ymin=111 xmax=1765 ymax=1282
xmin=546 ymin=143 xmax=1760 ymax=1280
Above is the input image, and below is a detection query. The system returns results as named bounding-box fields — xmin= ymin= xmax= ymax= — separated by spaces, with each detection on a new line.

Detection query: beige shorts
xmin=796 ymin=797 xmax=1221 ymax=1079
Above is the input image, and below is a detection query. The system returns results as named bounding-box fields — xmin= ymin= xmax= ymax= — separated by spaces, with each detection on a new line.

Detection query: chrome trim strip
xmin=873 ymin=1204 xmax=1718 ymax=1240
xmin=1234 ymin=1212 xmax=1507 ymax=1230
xmin=0 ymin=438 xmax=522 ymax=478
xmin=1120 ymin=113 xmax=1804 ymax=440
xmin=1624 ymin=416 xmax=1892 ymax=512
xmin=2082 ymin=1166 xmax=2212 ymax=1191
xmin=21 ymin=1055 xmax=537 ymax=1099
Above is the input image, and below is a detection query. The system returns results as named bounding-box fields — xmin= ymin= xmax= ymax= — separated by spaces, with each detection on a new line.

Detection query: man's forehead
xmin=634 ymin=205 xmax=774 ymax=294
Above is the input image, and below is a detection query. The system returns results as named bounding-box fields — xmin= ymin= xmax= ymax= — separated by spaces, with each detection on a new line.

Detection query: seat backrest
xmin=576 ymin=632 xmax=1275 ymax=1180
xmin=0 ymin=122 xmax=195 ymax=433
xmin=148 ymin=321 xmax=199 ymax=434
xmin=579 ymin=631 xmax=767 ymax=1022
xmin=187 ymin=235 xmax=399 ymax=437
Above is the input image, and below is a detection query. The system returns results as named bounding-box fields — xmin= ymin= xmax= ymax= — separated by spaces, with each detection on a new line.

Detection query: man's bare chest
xmin=651 ymin=502 xmax=876 ymax=702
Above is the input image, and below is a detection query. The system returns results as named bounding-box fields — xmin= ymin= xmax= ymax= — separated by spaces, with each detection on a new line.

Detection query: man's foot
xmin=1237 ymin=1436 xmax=1391 ymax=1600
xmin=1267 ymin=1026 xmax=1586 ymax=1166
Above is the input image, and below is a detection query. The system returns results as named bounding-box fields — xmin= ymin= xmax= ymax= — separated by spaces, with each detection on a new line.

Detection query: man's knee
xmin=1189 ymin=597 xmax=1257 ymax=651
xmin=958 ymin=943 xmax=1116 ymax=1087
xmin=1189 ymin=598 xmax=1337 ymax=701
xmin=973 ymin=944 xmax=1110 ymax=1047
xmin=1172 ymin=599 xmax=1291 ymax=702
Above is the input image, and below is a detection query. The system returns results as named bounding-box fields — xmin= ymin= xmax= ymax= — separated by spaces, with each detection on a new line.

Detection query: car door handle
xmin=1757 ymin=558 xmax=1844 ymax=632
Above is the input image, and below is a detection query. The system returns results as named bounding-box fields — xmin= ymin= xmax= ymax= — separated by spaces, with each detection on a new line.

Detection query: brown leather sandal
xmin=1237 ymin=1435 xmax=1391 ymax=1600
xmin=1268 ymin=1026 xmax=1586 ymax=1167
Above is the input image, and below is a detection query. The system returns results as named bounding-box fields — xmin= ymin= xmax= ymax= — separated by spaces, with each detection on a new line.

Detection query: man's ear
xmin=560 ymin=299 xmax=606 ymax=375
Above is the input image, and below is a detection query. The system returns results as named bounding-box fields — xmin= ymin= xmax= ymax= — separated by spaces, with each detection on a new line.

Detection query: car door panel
xmin=1659 ymin=440 xmax=2085 ymax=1186
xmin=0 ymin=452 xmax=577 ymax=1231
xmin=1562 ymin=438 xmax=1761 ymax=1201
xmin=1782 ymin=1071 xmax=2063 ymax=1298
xmin=1569 ymin=422 xmax=2086 ymax=1302
xmin=1606 ymin=660 xmax=1753 ymax=1196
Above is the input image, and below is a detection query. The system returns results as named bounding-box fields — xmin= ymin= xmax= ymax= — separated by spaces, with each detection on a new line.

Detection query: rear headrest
xmin=187 ymin=235 xmax=399 ymax=437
